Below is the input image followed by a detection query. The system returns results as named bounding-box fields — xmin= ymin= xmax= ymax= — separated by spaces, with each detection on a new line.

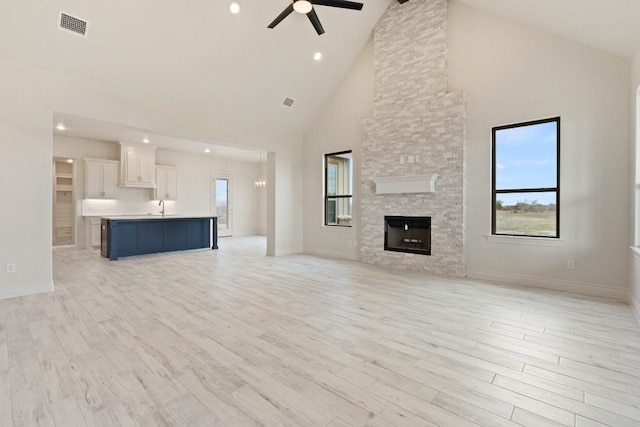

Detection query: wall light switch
xmin=6 ymin=263 xmax=16 ymax=273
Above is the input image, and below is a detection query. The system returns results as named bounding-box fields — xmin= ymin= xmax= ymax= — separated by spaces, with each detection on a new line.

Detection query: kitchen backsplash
xmin=81 ymin=199 xmax=177 ymax=217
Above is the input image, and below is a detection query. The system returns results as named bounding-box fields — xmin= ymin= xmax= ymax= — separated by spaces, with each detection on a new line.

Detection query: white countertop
xmin=101 ymin=215 xmax=214 ymax=220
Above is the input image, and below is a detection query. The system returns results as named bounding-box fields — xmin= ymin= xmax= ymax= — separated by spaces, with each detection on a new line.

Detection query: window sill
xmin=484 ymin=234 xmax=563 ymax=247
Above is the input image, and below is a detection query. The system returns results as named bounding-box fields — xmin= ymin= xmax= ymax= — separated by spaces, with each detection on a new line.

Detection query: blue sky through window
xmin=495 ymin=120 xmax=557 ymax=205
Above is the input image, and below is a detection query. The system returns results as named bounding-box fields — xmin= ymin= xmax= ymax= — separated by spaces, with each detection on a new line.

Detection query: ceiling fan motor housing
xmin=268 ymin=0 xmax=364 ymax=36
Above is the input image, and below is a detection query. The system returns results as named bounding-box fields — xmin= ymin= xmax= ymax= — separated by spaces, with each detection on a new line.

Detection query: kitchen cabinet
xmin=155 ymin=166 xmax=178 ymax=200
xmin=89 ymin=217 xmax=101 ymax=247
xmin=85 ymin=159 xmax=118 ymax=199
xmin=119 ymin=142 xmax=156 ymax=188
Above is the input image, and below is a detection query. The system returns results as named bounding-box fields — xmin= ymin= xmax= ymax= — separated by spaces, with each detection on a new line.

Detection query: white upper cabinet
xmin=85 ymin=158 xmax=118 ymax=199
xmin=119 ymin=142 xmax=156 ymax=188
xmin=155 ymin=166 xmax=178 ymax=200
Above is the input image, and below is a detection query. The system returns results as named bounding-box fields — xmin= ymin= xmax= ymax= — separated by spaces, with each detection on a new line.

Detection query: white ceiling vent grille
xmin=282 ymin=97 xmax=295 ymax=108
xmin=58 ymin=11 xmax=88 ymax=38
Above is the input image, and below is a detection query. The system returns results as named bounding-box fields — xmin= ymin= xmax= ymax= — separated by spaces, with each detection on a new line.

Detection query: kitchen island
xmin=101 ymin=216 xmax=217 ymax=260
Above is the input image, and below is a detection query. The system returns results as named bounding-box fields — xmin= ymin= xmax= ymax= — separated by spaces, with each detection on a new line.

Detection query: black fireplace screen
xmin=384 ymin=216 xmax=431 ymax=255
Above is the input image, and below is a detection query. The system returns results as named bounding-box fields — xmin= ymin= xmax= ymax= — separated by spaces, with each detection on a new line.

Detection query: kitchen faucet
xmin=159 ymin=199 xmax=165 ymax=217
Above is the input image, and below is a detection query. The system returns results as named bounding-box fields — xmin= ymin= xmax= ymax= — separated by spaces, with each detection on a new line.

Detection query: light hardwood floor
xmin=2 ymin=236 xmax=640 ymax=426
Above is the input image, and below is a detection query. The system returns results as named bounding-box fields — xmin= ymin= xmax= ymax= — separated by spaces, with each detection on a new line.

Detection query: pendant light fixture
xmin=255 ymin=152 xmax=267 ymax=188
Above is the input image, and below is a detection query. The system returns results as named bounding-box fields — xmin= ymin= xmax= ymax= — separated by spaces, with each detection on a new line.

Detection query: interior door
xmin=212 ymin=173 xmax=232 ymax=237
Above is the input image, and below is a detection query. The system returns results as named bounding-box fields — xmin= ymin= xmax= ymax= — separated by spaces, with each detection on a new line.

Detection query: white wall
xmin=303 ymin=1 xmax=632 ymax=298
xmin=449 ymin=2 xmax=631 ymax=298
xmin=630 ymin=49 xmax=640 ymax=320
xmin=302 ymin=39 xmax=374 ymax=260
xmin=257 ymin=179 xmax=267 ymax=236
xmin=155 ymin=149 xmax=262 ymax=237
xmin=0 ymin=57 xmax=302 ymax=299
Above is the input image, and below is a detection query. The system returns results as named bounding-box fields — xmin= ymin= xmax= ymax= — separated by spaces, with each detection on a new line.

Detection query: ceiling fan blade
xmin=312 ymin=0 xmax=363 ymax=10
xmin=267 ymin=4 xmax=295 ymax=29
xmin=307 ymin=9 xmax=325 ymax=35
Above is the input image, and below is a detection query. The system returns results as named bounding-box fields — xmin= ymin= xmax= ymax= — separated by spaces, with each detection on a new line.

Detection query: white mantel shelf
xmin=373 ymin=174 xmax=440 ymax=194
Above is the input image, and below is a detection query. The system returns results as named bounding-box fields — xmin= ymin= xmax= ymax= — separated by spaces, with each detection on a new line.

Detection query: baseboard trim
xmin=272 ymin=246 xmax=304 ymax=257
xmin=0 ymin=282 xmax=54 ymax=300
xmin=466 ymin=268 xmax=627 ymax=300
xmin=302 ymin=248 xmax=359 ymax=262
xmin=631 ymin=294 xmax=640 ymax=326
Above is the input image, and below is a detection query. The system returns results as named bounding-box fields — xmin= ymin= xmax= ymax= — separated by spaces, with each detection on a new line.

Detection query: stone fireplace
xmin=360 ymin=0 xmax=466 ymax=276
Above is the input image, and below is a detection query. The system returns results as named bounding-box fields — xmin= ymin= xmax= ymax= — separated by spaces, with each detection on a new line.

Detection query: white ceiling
xmin=53 ymin=112 xmax=264 ymax=163
xmin=3 ymin=1 xmax=640 ymax=161
xmin=455 ymin=0 xmax=640 ymax=59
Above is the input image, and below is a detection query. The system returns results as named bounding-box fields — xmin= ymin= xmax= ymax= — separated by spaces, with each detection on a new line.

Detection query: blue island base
xmin=101 ymin=216 xmax=218 ymax=260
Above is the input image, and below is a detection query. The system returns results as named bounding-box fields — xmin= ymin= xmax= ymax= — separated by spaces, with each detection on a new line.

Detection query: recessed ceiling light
xmin=205 ymin=148 xmax=211 ymax=153
xmin=56 ymin=124 xmax=66 ymax=131
xmin=66 ymin=158 xmax=74 ymax=164
xmin=143 ymin=137 xmax=150 ymax=144
xmin=229 ymin=2 xmax=240 ymax=14
xmin=314 ymin=51 xmax=322 ymax=61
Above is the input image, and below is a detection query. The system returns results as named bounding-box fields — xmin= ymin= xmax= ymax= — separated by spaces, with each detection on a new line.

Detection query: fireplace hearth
xmin=384 ymin=216 xmax=431 ymax=255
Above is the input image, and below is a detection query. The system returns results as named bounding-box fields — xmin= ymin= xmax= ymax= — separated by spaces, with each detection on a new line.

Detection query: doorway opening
xmin=212 ymin=172 xmax=233 ymax=237
xmin=53 ymin=157 xmax=76 ymax=246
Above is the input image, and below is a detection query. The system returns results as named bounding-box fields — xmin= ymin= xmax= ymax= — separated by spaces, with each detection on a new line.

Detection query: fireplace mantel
xmin=373 ymin=174 xmax=440 ymax=194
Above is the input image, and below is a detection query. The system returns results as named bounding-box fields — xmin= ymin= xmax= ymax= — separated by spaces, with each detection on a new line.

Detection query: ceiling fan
xmin=267 ymin=0 xmax=364 ymax=36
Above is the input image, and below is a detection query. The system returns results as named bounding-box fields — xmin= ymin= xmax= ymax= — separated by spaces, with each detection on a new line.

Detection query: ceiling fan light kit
xmin=293 ymin=0 xmax=313 ymax=14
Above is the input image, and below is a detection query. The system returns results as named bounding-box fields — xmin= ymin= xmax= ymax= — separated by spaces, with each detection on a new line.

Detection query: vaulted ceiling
xmin=455 ymin=0 xmax=640 ymax=59
xmin=0 ymin=0 xmax=392 ymax=135
xmin=2 ymin=0 xmax=639 ymax=158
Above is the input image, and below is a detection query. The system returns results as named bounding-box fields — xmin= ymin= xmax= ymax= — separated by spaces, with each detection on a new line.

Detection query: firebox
xmin=384 ymin=216 xmax=431 ymax=255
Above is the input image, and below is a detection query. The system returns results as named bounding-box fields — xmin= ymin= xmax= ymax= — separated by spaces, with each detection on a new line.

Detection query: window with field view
xmin=325 ymin=151 xmax=353 ymax=227
xmin=492 ymin=117 xmax=560 ymax=237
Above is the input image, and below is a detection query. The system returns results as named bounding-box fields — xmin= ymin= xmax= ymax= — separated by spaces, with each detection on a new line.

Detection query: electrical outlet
xmin=566 ymin=260 xmax=575 ymax=270
xmin=6 ymin=263 xmax=16 ymax=273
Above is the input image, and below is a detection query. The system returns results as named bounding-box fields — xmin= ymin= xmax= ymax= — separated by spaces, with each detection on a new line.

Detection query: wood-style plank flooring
xmin=2 ymin=236 xmax=640 ymax=426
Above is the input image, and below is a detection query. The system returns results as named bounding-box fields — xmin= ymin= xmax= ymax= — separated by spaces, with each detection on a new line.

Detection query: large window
xmin=325 ymin=151 xmax=352 ymax=227
xmin=492 ymin=117 xmax=560 ymax=238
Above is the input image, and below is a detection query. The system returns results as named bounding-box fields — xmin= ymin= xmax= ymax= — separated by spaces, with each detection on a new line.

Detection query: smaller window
xmin=324 ymin=151 xmax=353 ymax=227
xmin=492 ymin=117 xmax=560 ymax=238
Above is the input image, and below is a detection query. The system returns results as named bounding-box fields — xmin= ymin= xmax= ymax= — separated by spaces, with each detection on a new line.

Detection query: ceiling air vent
xmin=282 ymin=97 xmax=295 ymax=108
xmin=58 ymin=11 xmax=88 ymax=38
